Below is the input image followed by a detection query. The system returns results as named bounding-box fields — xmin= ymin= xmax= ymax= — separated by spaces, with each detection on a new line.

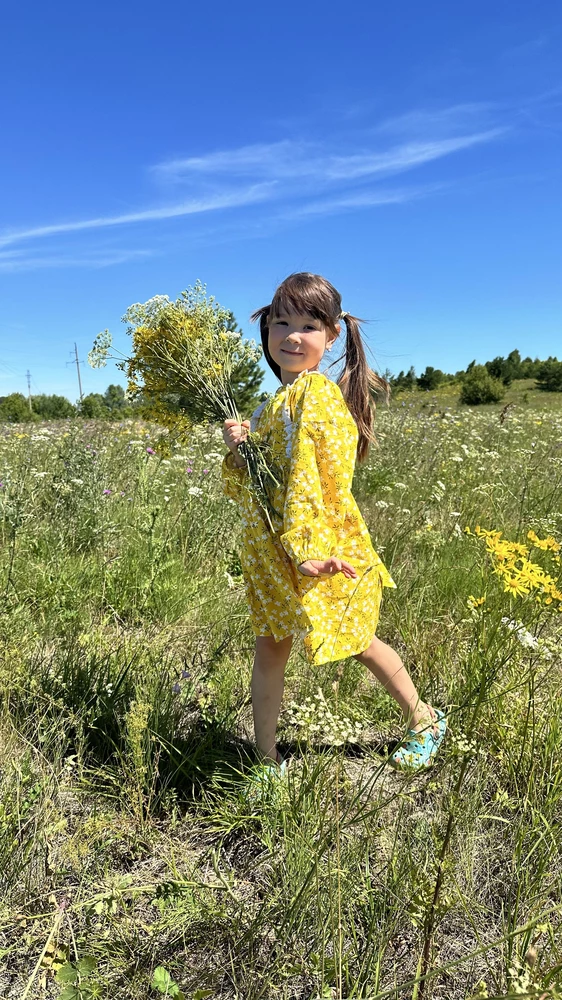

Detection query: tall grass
xmin=1 ymin=383 xmax=561 ymax=998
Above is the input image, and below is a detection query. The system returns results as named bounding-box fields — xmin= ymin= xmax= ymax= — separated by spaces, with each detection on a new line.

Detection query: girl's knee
xmin=256 ymin=633 xmax=293 ymax=646
xmin=354 ymin=634 xmax=380 ymax=662
xmin=255 ymin=634 xmax=293 ymax=656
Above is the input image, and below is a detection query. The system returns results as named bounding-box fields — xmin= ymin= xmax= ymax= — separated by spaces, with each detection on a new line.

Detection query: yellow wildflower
xmin=467 ymin=595 xmax=486 ymax=609
xmin=503 ymin=576 xmax=531 ymax=597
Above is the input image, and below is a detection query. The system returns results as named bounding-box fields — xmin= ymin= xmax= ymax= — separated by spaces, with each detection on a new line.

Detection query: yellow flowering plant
xmin=88 ymin=281 xmax=283 ymax=530
xmin=465 ymin=524 xmax=562 ymax=610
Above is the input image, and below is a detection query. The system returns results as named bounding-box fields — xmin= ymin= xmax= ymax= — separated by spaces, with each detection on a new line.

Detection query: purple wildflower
xmin=103 ymin=489 xmax=111 ymax=495
xmin=186 ymin=467 xmax=193 ymax=474
xmin=181 ymin=669 xmax=191 ymax=680
xmin=146 ymin=447 xmax=155 ymax=455
xmin=172 ymin=682 xmax=181 ymax=695
xmin=203 ymin=469 xmax=209 ymax=474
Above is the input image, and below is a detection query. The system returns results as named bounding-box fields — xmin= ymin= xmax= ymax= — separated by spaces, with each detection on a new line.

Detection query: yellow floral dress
xmin=221 ymin=369 xmax=396 ymax=665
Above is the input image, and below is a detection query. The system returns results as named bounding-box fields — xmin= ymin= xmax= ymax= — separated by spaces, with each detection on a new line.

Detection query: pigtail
xmin=337 ymin=313 xmax=391 ymax=464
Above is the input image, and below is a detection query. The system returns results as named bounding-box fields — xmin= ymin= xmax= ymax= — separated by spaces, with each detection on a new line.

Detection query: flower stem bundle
xmin=88 ymin=281 xmax=282 ymax=530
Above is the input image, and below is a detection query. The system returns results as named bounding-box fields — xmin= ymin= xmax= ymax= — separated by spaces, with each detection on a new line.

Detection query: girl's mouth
xmin=282 ymin=350 xmax=302 ymax=355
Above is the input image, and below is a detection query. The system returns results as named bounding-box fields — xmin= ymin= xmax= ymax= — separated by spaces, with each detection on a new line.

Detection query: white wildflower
xmin=500 ymin=618 xmax=539 ymax=650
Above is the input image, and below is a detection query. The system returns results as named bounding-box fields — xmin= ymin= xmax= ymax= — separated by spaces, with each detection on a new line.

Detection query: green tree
xmin=391 ymin=366 xmax=417 ymax=392
xmin=520 ymin=356 xmax=542 ymax=379
xmin=0 ymin=393 xmax=35 ymax=423
xmin=80 ymin=393 xmax=109 ymax=418
xmin=506 ymin=349 xmax=522 ymax=379
xmin=417 ymin=366 xmax=444 ymax=390
xmin=459 ymin=365 xmax=505 ymax=405
xmin=31 ymin=394 xmax=76 ymax=419
xmin=103 ymin=384 xmax=126 ymax=410
xmin=535 ymin=360 xmax=562 ymax=392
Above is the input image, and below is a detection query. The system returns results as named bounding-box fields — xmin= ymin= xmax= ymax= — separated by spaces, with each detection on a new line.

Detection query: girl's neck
xmin=280 ymin=366 xmax=321 ymax=387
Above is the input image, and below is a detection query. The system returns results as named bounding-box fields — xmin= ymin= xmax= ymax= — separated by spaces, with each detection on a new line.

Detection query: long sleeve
xmin=280 ymin=377 xmax=345 ymax=568
xmin=221 ymin=450 xmax=248 ymax=503
xmin=220 ymin=398 xmax=270 ymax=504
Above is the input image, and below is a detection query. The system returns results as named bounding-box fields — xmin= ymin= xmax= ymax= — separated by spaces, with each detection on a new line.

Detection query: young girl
xmin=222 ymin=272 xmax=447 ymax=781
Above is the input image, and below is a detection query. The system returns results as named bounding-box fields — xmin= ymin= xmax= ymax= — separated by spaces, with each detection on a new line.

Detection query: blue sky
xmin=1 ymin=0 xmax=561 ymax=403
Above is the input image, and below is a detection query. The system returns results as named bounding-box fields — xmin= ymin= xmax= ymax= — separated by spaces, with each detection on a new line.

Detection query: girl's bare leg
xmin=355 ymin=635 xmax=439 ymax=737
xmin=251 ymin=634 xmax=293 ymax=761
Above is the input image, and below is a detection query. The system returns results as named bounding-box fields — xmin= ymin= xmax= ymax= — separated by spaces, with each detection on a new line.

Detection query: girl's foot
xmin=388 ymin=708 xmax=447 ymax=771
xmin=407 ymin=702 xmax=440 ymax=738
xmin=241 ymin=749 xmax=288 ymax=805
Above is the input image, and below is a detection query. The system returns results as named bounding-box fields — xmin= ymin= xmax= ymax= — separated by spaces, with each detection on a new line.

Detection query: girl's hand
xmin=298 ymin=558 xmax=357 ymax=579
xmin=223 ymin=419 xmax=250 ymax=456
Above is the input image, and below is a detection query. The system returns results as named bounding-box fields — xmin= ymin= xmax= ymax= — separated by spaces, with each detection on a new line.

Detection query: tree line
xmin=1 ymin=346 xmax=561 ymax=423
xmin=387 ymin=349 xmax=562 ymax=405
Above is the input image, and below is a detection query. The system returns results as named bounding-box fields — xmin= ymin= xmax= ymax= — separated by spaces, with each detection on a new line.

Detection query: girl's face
xmin=268 ymin=311 xmax=338 ymax=384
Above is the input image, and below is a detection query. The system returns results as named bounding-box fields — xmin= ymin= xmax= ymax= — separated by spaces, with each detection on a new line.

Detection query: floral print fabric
xmin=221 ymin=369 xmax=397 ymax=665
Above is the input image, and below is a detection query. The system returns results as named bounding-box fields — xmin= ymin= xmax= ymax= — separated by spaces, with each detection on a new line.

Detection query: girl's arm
xmin=221 ymin=419 xmax=250 ymax=502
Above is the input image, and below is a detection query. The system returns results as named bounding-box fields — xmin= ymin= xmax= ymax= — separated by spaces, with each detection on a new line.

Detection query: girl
xmin=222 ymin=272 xmax=446 ymax=783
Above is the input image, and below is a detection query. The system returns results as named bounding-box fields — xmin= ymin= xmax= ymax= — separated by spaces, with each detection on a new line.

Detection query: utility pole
xmin=26 ymin=370 xmax=32 ymax=412
xmin=74 ymin=343 xmax=84 ymax=404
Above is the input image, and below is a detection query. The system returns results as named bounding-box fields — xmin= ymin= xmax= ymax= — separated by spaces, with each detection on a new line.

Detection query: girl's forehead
xmin=270 ymin=311 xmax=320 ymax=322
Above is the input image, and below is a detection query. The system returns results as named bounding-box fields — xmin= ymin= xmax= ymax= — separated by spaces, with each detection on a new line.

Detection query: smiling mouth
xmin=282 ymin=350 xmax=302 ymax=355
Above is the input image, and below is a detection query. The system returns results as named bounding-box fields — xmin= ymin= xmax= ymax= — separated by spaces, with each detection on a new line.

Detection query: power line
xmin=74 ymin=343 xmax=84 ymax=404
xmin=66 ymin=344 xmax=84 ymax=405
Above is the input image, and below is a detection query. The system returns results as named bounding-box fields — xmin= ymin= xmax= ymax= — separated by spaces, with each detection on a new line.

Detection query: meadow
xmin=1 ymin=379 xmax=561 ymax=1000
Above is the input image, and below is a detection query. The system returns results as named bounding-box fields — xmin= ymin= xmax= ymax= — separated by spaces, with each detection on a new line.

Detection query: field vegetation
xmin=1 ymin=379 xmax=561 ymax=999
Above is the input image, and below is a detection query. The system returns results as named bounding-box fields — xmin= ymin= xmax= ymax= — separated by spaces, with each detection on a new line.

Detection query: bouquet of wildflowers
xmin=88 ymin=280 xmax=283 ymax=530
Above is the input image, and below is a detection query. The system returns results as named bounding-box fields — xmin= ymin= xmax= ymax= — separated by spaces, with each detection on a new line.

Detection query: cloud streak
xmin=0 ymin=107 xmax=510 ymax=264
xmin=0 ymin=184 xmax=274 ymax=250
xmin=153 ymin=129 xmax=507 ymax=183
xmin=0 ymin=248 xmax=155 ymax=272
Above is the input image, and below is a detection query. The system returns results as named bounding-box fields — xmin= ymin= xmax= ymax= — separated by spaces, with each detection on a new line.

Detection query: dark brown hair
xmin=250 ymin=272 xmax=391 ymax=463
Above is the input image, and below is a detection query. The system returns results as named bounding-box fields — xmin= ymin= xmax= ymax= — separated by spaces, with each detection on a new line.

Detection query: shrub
xmin=0 ymin=392 xmax=36 ymax=422
xmin=459 ymin=365 xmax=506 ymax=405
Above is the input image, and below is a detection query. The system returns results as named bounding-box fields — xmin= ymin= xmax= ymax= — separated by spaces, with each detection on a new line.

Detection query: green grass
xmin=1 ymin=385 xmax=561 ymax=999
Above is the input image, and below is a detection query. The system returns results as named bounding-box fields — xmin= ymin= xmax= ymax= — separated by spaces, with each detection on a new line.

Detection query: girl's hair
xmin=250 ymin=272 xmax=391 ymax=463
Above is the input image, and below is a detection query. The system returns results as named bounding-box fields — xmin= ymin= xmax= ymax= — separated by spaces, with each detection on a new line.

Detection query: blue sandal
xmin=387 ymin=708 xmax=447 ymax=771
xmin=241 ymin=751 xmax=288 ymax=805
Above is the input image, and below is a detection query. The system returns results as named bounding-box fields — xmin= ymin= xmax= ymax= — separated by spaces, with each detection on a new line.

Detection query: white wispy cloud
xmin=152 ymin=129 xmax=506 ymax=183
xmin=0 ymin=248 xmax=154 ymax=272
xmin=373 ymin=103 xmax=500 ymax=135
xmin=281 ymin=185 xmax=434 ymax=218
xmin=0 ymin=184 xmax=274 ymax=250
xmin=0 ymin=105 xmax=510 ymax=266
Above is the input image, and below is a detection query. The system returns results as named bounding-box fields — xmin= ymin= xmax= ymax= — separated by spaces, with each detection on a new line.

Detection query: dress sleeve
xmin=220 ymin=398 xmax=270 ymax=504
xmin=221 ymin=450 xmax=249 ymax=502
xmin=280 ymin=377 xmax=340 ymax=569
